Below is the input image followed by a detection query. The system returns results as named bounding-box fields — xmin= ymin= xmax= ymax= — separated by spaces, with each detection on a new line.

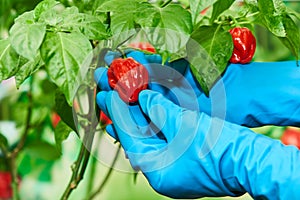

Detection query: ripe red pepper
xmin=51 ymin=112 xmax=61 ymax=128
xmin=281 ymin=127 xmax=300 ymax=149
xmin=128 ymin=42 xmax=156 ymax=53
xmin=99 ymin=111 xmax=112 ymax=125
xmin=0 ymin=172 xmax=12 ymax=199
xmin=229 ymin=27 xmax=256 ymax=64
xmin=107 ymin=57 xmax=149 ymax=103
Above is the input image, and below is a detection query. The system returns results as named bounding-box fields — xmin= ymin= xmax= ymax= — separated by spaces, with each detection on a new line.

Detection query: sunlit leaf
xmin=40 ymin=32 xmax=93 ymax=105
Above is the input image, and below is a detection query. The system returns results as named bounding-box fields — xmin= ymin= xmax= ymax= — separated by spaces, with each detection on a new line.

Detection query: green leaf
xmin=187 ymin=24 xmax=233 ymax=96
xmin=34 ymin=0 xmax=60 ymax=19
xmin=0 ymin=39 xmax=22 ymax=81
xmin=40 ymin=32 xmax=93 ymax=105
xmin=97 ymin=0 xmax=147 ymax=48
xmin=55 ymin=91 xmax=78 ymax=133
xmin=189 ymin=0 xmax=217 ymax=24
xmin=58 ymin=7 xmax=109 ymax=40
xmin=54 ymin=120 xmax=73 ymax=154
xmin=9 ymin=11 xmax=46 ymax=60
xmin=15 ymin=54 xmax=44 ymax=88
xmin=25 ymin=141 xmax=61 ymax=161
xmin=18 ymin=153 xmax=55 ymax=182
xmin=210 ymin=0 xmax=235 ymax=23
xmin=279 ymin=15 xmax=300 ymax=60
xmin=257 ymin=0 xmax=287 ymax=37
xmin=38 ymin=5 xmax=63 ymax=26
xmin=0 ymin=132 xmax=8 ymax=149
xmin=139 ymin=4 xmax=193 ymax=62
xmin=97 ymin=0 xmax=146 ymax=12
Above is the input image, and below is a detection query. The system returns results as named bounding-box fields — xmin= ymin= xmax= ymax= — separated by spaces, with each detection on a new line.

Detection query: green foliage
xmin=54 ymin=120 xmax=73 ymax=154
xmin=1 ymin=0 xmax=299 ymax=99
xmin=188 ymin=24 xmax=233 ymax=95
xmin=210 ymin=0 xmax=235 ymax=23
xmin=189 ymin=0 xmax=217 ymax=24
xmin=54 ymin=91 xmax=77 ymax=132
xmin=0 ymin=0 xmax=299 ymax=199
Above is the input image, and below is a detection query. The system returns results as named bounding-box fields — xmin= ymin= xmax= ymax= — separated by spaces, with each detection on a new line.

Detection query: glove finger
xmin=105 ymin=124 xmax=119 ymax=141
xmin=96 ymin=91 xmax=109 ymax=117
xmin=104 ymin=51 xmax=122 ymax=65
xmin=96 ymin=91 xmax=119 ymax=141
xmin=127 ymin=51 xmax=162 ymax=64
xmin=94 ymin=68 xmax=111 ymax=91
xmin=139 ymin=90 xmax=199 ymax=143
xmin=106 ymin=91 xmax=166 ymax=152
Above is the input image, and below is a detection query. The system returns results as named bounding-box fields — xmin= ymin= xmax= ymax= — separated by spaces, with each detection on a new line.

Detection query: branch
xmin=10 ymin=92 xmax=32 ymax=158
xmin=60 ymin=142 xmax=86 ymax=200
xmin=7 ymin=77 xmax=34 ymax=200
xmin=88 ymin=144 xmax=121 ymax=200
xmin=61 ymin=76 xmax=98 ymax=199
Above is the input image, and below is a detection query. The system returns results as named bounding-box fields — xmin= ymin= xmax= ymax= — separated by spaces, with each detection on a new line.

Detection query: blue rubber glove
xmin=96 ymin=88 xmax=300 ymax=199
xmin=99 ymin=50 xmax=300 ymax=128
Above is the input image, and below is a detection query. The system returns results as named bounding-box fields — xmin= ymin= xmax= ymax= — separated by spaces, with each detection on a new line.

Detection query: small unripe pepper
xmin=229 ymin=27 xmax=256 ymax=64
xmin=107 ymin=57 xmax=149 ymax=103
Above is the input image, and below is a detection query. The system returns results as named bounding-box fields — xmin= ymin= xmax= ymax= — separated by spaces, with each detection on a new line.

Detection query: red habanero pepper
xmin=128 ymin=42 xmax=156 ymax=53
xmin=0 ymin=171 xmax=12 ymax=199
xmin=229 ymin=27 xmax=256 ymax=64
xmin=107 ymin=57 xmax=149 ymax=104
xmin=99 ymin=111 xmax=112 ymax=125
xmin=281 ymin=127 xmax=300 ymax=149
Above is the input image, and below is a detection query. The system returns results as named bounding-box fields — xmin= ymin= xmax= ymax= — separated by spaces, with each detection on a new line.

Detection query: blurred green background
xmin=0 ymin=0 xmax=299 ymax=200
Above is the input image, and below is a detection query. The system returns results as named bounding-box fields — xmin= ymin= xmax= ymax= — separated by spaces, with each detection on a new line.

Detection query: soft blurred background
xmin=0 ymin=0 xmax=300 ymax=200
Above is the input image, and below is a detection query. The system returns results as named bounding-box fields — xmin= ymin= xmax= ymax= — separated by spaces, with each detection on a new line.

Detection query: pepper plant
xmin=0 ymin=0 xmax=299 ymax=199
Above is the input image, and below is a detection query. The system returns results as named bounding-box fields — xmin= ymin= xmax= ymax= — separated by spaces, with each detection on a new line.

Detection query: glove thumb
xmin=138 ymin=90 xmax=199 ymax=143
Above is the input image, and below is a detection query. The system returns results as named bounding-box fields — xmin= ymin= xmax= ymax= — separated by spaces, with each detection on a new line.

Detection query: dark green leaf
xmin=9 ymin=11 xmax=46 ymax=60
xmin=34 ymin=0 xmax=60 ymax=20
xmin=97 ymin=0 xmax=147 ymax=48
xmin=0 ymin=39 xmax=21 ymax=81
xmin=54 ymin=120 xmax=73 ymax=154
xmin=139 ymin=4 xmax=193 ymax=62
xmin=18 ymin=153 xmax=55 ymax=182
xmin=40 ymin=32 xmax=93 ymax=105
xmin=55 ymin=91 xmax=78 ymax=133
xmin=58 ymin=7 xmax=109 ymax=40
xmin=210 ymin=0 xmax=235 ymax=23
xmin=0 ymin=133 xmax=8 ymax=150
xmin=279 ymin=15 xmax=300 ymax=60
xmin=189 ymin=0 xmax=217 ymax=24
xmin=15 ymin=54 xmax=44 ymax=88
xmin=187 ymin=24 xmax=233 ymax=96
xmin=258 ymin=0 xmax=287 ymax=37
xmin=25 ymin=141 xmax=61 ymax=161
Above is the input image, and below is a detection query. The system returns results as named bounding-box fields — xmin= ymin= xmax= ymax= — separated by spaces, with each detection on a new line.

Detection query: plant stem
xmin=10 ymin=93 xmax=32 ymax=158
xmin=61 ymin=73 xmax=98 ymax=199
xmin=88 ymin=144 xmax=121 ymax=200
xmin=9 ymin=157 xmax=19 ymax=200
xmin=7 ymin=76 xmax=34 ymax=200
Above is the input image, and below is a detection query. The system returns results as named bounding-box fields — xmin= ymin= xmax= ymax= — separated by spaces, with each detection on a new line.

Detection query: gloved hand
xmin=96 ymin=87 xmax=300 ymax=199
xmin=98 ymin=50 xmax=300 ymax=128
